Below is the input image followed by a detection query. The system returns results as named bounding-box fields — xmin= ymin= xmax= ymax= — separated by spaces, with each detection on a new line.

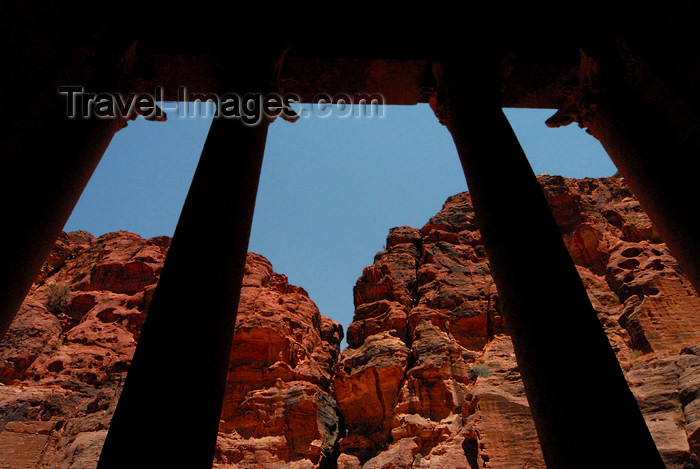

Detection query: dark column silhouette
xmin=0 ymin=26 xmax=135 ymax=339
xmin=586 ymin=95 xmax=700 ymax=294
xmin=546 ymin=40 xmax=700 ymax=294
xmin=96 ymin=113 xmax=270 ymax=468
xmin=431 ymin=61 xmax=666 ymax=469
xmin=586 ymin=73 xmax=700 ymax=295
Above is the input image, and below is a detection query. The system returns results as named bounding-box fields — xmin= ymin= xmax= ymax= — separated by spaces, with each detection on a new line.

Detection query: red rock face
xmin=1 ymin=175 xmax=699 ymax=469
xmin=215 ymin=253 xmax=343 ymax=468
xmin=0 ymin=231 xmax=168 ymax=469
xmin=335 ymin=175 xmax=700 ymax=469
xmin=0 ymin=232 xmax=342 ymax=469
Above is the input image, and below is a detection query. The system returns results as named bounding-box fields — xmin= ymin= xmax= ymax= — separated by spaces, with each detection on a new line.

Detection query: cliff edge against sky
xmin=0 ymin=175 xmax=698 ymax=469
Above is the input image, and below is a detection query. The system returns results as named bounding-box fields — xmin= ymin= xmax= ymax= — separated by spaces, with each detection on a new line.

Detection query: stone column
xmin=0 ymin=25 xmax=136 ymax=340
xmin=431 ymin=61 xmax=665 ymax=468
xmin=546 ymin=41 xmax=700 ymax=294
xmin=96 ymin=105 xmax=271 ymax=468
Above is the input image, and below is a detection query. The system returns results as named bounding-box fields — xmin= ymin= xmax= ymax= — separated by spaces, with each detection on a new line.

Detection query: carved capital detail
xmin=546 ymin=37 xmax=649 ymax=132
xmin=428 ymin=60 xmax=502 ymax=128
xmin=428 ymin=61 xmax=458 ymax=127
xmin=545 ymin=50 xmax=603 ymax=131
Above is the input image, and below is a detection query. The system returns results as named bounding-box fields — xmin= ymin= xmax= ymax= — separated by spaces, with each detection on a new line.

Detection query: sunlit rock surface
xmin=1 ymin=175 xmax=699 ymax=468
xmin=335 ymin=175 xmax=700 ymax=469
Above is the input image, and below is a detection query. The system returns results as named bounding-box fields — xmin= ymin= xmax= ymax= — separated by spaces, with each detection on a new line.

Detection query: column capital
xmin=210 ymin=40 xmax=298 ymax=124
xmin=545 ymin=37 xmax=649 ymax=131
xmin=213 ymin=40 xmax=292 ymax=94
xmin=428 ymin=59 xmax=503 ymax=128
xmin=544 ymin=49 xmax=604 ymax=130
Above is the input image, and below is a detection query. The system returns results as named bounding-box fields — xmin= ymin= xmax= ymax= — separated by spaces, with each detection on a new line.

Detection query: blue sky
xmin=63 ymin=103 xmax=616 ymax=343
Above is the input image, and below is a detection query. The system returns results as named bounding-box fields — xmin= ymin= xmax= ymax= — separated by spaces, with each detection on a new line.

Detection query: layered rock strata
xmin=214 ymin=252 xmax=343 ymax=468
xmin=0 ymin=232 xmax=342 ymax=469
xmin=0 ymin=231 xmax=169 ymax=469
xmin=334 ymin=175 xmax=700 ymax=469
xmin=0 ymin=175 xmax=699 ymax=468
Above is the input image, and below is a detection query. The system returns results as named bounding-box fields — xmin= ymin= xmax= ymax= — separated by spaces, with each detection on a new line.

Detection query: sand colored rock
xmin=464 ymin=336 xmax=545 ymax=469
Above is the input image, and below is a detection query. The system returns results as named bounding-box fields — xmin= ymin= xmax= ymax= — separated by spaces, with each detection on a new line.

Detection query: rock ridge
xmin=1 ymin=174 xmax=699 ymax=468
xmin=334 ymin=175 xmax=700 ymax=468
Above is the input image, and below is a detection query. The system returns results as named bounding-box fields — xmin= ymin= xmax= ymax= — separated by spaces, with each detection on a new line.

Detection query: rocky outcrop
xmin=1 ymin=175 xmax=699 ymax=469
xmin=0 ymin=231 xmax=168 ymax=469
xmin=0 ymin=232 xmax=342 ymax=469
xmin=335 ymin=175 xmax=700 ymax=469
xmin=215 ymin=253 xmax=343 ymax=468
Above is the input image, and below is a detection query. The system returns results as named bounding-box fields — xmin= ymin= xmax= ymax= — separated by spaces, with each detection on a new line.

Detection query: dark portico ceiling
xmin=133 ymin=23 xmax=587 ymax=107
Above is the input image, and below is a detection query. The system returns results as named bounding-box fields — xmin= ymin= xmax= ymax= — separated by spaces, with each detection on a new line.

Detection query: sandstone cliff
xmin=0 ymin=175 xmax=699 ymax=469
xmin=0 ymin=232 xmax=343 ymax=469
xmin=335 ymin=175 xmax=700 ymax=469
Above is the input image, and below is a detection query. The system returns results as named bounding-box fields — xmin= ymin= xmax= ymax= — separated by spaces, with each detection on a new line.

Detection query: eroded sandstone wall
xmin=334 ymin=175 xmax=700 ymax=469
xmin=0 ymin=175 xmax=698 ymax=469
xmin=0 ymin=232 xmax=343 ymax=469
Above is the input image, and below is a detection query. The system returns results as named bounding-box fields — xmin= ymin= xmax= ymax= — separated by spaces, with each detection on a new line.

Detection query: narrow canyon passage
xmin=0 ymin=175 xmax=698 ymax=468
